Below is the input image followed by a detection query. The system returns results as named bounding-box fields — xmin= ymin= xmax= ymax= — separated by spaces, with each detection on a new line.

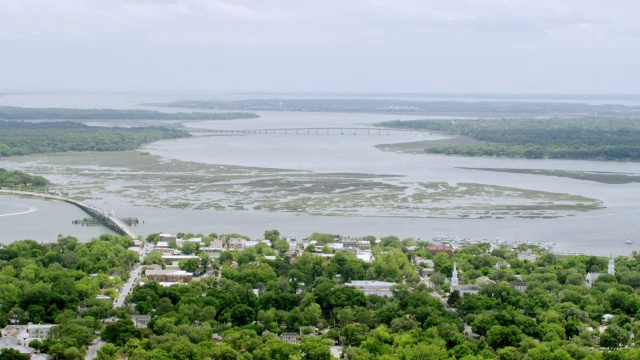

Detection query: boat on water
xmin=625 ymin=239 xmax=633 ymax=245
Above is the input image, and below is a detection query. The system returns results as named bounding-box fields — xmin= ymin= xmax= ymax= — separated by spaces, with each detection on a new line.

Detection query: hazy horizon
xmin=1 ymin=1 xmax=639 ymax=94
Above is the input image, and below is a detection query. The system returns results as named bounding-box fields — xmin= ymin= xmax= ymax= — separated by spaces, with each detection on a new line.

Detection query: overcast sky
xmin=0 ymin=0 xmax=639 ymax=94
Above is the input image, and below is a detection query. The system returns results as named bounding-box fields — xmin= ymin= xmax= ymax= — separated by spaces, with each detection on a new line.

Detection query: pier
xmin=187 ymin=127 xmax=453 ymax=137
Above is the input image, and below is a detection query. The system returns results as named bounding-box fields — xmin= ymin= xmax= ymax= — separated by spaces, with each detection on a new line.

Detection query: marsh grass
xmin=0 ymin=150 xmax=603 ymax=219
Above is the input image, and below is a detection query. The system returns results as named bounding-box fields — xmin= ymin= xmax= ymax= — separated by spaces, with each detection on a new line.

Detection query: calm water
xmin=0 ymin=94 xmax=639 ymax=255
xmin=0 ymin=196 xmax=113 ymax=243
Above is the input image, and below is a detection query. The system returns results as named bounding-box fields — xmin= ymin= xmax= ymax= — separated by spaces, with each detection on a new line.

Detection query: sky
xmin=0 ymin=0 xmax=639 ymax=94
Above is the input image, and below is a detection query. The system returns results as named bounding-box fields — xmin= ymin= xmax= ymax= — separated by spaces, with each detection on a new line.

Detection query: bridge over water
xmin=0 ymin=190 xmax=137 ymax=238
xmin=64 ymin=199 xmax=137 ymax=238
xmin=188 ymin=127 xmax=454 ymax=137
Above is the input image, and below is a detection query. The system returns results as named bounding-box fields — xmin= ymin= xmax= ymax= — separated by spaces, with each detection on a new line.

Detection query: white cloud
xmin=0 ymin=0 xmax=639 ymax=92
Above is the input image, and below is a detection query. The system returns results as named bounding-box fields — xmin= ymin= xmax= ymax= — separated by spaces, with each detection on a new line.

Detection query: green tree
xmin=179 ymin=259 xmax=199 ymax=273
xmin=101 ymin=319 xmax=141 ymax=346
xmin=486 ymin=325 xmax=523 ymax=349
xmin=63 ymin=347 xmax=84 ymax=360
xmin=96 ymin=343 xmax=119 ymax=360
xmin=264 ymin=230 xmax=281 ymax=243
xmin=600 ymin=324 xmax=629 ymax=349
xmin=0 ymin=349 xmax=28 ymax=360
xmin=300 ymin=337 xmax=331 ymax=360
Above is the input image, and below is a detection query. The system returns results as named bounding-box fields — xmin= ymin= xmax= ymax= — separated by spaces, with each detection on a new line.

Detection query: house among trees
xmin=509 ymin=280 xmax=528 ymax=292
xmin=131 ymin=315 xmax=152 ymax=328
xmin=585 ymin=255 xmax=615 ymax=288
xmin=280 ymin=332 xmax=298 ymax=344
xmin=343 ymin=280 xmax=397 ymax=297
xmin=427 ymin=244 xmax=453 ymax=256
xmin=145 ymin=269 xmax=193 ymax=283
xmin=517 ymin=249 xmax=537 ymax=262
xmin=227 ymin=238 xmax=247 ymax=251
xmin=159 ymin=233 xmax=177 ymax=243
xmin=450 ymin=262 xmax=480 ymax=297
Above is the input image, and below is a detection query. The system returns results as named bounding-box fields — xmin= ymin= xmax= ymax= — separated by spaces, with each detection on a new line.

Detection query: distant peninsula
xmin=146 ymin=98 xmax=640 ymax=117
xmin=378 ymin=118 xmax=640 ymax=161
xmin=0 ymin=106 xmax=258 ymax=121
xmin=0 ymin=121 xmax=189 ymax=157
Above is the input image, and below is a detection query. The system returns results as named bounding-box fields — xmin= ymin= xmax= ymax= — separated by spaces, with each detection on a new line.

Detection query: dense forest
xmin=0 ymin=121 xmax=189 ymax=157
xmin=0 ymin=235 xmax=138 ymax=359
xmin=4 ymin=230 xmax=640 ymax=359
xmin=378 ymin=118 xmax=640 ymax=161
xmin=0 ymin=168 xmax=49 ymax=188
xmin=149 ymin=99 xmax=640 ymax=116
xmin=0 ymin=106 xmax=258 ymax=121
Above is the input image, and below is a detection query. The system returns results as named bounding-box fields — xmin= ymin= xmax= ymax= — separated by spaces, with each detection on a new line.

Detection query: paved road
xmin=114 ymin=242 xmax=153 ymax=308
xmin=85 ymin=340 xmax=105 ymax=360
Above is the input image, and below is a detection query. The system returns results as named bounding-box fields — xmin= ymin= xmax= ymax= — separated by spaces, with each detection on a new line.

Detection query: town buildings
xmin=343 ymin=280 xmax=397 ymax=297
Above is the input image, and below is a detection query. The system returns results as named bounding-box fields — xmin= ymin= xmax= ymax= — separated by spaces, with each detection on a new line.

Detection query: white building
xmin=450 ymin=262 xmax=480 ymax=297
xmin=281 ymin=332 xmax=298 ymax=344
xmin=608 ymin=254 xmax=615 ymax=275
xmin=343 ymin=280 xmax=397 ymax=297
xmin=356 ymin=252 xmax=375 ymax=263
xmin=585 ymin=255 xmax=615 ymax=288
xmin=131 ymin=315 xmax=152 ymax=328
xmin=414 ymin=257 xmax=434 ymax=268
xmin=517 ymin=250 xmax=537 ymax=262
xmin=177 ymin=238 xmax=203 ymax=247
xmin=585 ymin=272 xmax=603 ymax=288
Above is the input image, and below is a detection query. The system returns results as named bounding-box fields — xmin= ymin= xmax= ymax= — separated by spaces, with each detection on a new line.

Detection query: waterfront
xmin=0 ymin=94 xmax=639 ymax=255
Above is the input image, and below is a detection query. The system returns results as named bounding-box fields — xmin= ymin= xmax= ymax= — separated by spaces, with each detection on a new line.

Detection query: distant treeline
xmin=150 ymin=99 xmax=640 ymax=116
xmin=0 ymin=168 xmax=49 ymax=187
xmin=0 ymin=106 xmax=258 ymax=120
xmin=378 ymin=118 xmax=640 ymax=161
xmin=0 ymin=121 xmax=190 ymax=157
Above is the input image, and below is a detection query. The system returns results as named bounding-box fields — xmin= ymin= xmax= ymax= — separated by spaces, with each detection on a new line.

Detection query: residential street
xmin=87 ymin=242 xmax=152 ymax=359
xmin=114 ymin=242 xmax=152 ymax=308
xmin=85 ymin=340 xmax=105 ymax=360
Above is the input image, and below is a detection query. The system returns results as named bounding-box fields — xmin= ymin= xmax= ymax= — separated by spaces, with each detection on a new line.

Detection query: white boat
xmin=625 ymin=239 xmax=633 ymax=245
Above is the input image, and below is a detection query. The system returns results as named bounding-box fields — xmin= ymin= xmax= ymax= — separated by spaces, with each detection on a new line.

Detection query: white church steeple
xmin=451 ymin=262 xmax=459 ymax=288
xmin=608 ymin=254 xmax=615 ymax=275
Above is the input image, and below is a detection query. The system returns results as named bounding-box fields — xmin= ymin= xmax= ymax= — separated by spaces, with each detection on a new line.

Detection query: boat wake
xmin=0 ymin=203 xmax=38 ymax=217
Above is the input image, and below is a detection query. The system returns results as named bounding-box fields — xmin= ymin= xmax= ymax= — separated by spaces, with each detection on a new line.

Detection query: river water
xmin=0 ymin=93 xmax=639 ymax=255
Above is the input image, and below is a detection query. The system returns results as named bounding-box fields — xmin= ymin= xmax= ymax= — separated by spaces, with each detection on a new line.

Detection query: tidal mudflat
xmin=0 ymin=150 xmax=602 ymax=219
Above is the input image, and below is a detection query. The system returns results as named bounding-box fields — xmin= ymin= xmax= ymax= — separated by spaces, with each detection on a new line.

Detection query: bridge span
xmin=188 ymin=127 xmax=452 ymax=137
xmin=0 ymin=190 xmax=137 ymax=238
xmin=64 ymin=199 xmax=137 ymax=238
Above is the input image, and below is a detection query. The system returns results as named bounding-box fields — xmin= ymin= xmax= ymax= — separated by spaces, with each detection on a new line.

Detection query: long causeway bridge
xmin=0 ymin=190 xmax=137 ymax=238
xmin=64 ymin=199 xmax=137 ymax=238
xmin=188 ymin=127 xmax=453 ymax=136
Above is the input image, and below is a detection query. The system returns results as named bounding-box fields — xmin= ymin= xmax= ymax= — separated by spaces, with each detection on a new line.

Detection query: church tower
xmin=608 ymin=254 xmax=615 ymax=275
xmin=451 ymin=262 xmax=459 ymax=288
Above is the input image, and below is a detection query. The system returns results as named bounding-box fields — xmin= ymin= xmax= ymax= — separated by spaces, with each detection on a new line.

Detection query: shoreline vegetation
xmin=143 ymin=98 xmax=640 ymax=117
xmin=0 ymin=121 xmax=190 ymax=157
xmin=0 ymin=106 xmax=258 ymax=121
xmin=0 ymin=168 xmax=49 ymax=188
xmin=377 ymin=118 xmax=640 ymax=161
